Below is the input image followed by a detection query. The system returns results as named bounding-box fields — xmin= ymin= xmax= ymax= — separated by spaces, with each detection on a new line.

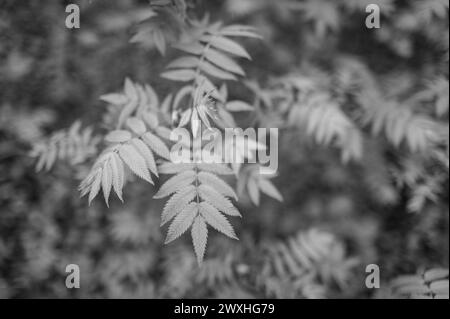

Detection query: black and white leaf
xmin=154 ymin=170 xmax=196 ymax=199
xmin=198 ymin=184 xmax=241 ymax=217
xmin=191 ymin=215 xmax=208 ymax=265
xmin=199 ymin=201 xmax=238 ymax=240
xmin=165 ymin=202 xmax=199 ymax=244
xmin=161 ymin=185 xmax=197 ymax=226
xmin=118 ymin=144 xmax=153 ymax=184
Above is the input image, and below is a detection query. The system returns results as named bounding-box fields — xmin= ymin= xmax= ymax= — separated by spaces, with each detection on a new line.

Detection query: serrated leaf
xmin=102 ymin=161 xmax=113 ymax=206
xmin=161 ymin=69 xmax=197 ymax=82
xmin=259 ymin=178 xmax=283 ymax=202
xmin=202 ymin=35 xmax=251 ymax=59
xmin=92 ymin=149 xmax=114 ymax=172
xmin=192 ymin=215 xmax=208 ymax=265
xmin=154 ymin=170 xmax=196 ymax=199
xmin=105 ymin=130 xmax=132 ymax=143
xmin=111 ymin=152 xmax=124 ymax=202
xmin=199 ymin=201 xmax=238 ymax=239
xmin=198 ymin=184 xmax=241 ymax=217
xmin=204 ymin=48 xmax=245 ymax=76
xmin=161 ymin=185 xmax=197 ymax=226
xmin=79 ymin=168 xmax=97 ymax=197
xmin=88 ymin=169 xmax=102 ymax=205
xmin=117 ymin=99 xmax=139 ymax=129
xmin=165 ymin=202 xmax=199 ymax=244
xmin=198 ymin=171 xmax=238 ymax=200
xmin=130 ymin=138 xmax=158 ymax=176
xmin=142 ymin=132 xmax=171 ymax=159
xmin=118 ymin=144 xmax=153 ymax=184
xmin=126 ymin=117 xmax=147 ymax=135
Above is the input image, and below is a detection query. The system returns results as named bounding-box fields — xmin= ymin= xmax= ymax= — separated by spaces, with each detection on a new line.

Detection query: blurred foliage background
xmin=0 ymin=0 xmax=448 ymax=298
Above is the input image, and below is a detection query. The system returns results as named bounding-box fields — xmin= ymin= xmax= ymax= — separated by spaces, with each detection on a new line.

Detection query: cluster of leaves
xmin=258 ymin=229 xmax=359 ymax=298
xmin=243 ymin=56 xmax=448 ymax=213
xmin=39 ymin=3 xmax=283 ymax=265
xmin=271 ymin=74 xmax=363 ymax=162
xmin=2 ymin=0 xmax=448 ymax=299
xmin=237 ymin=165 xmax=283 ymax=206
xmin=31 ymin=121 xmax=100 ymax=172
xmin=246 ymin=66 xmax=448 ymax=164
xmin=388 ymin=268 xmax=449 ymax=299
xmin=155 ymin=162 xmax=240 ymax=264
xmin=130 ymin=0 xmax=189 ymax=55
xmin=79 ymin=115 xmax=170 ymax=205
xmin=156 ymin=228 xmax=360 ymax=299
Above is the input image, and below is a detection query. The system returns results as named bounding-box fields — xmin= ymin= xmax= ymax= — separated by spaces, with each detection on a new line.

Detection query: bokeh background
xmin=0 ymin=0 xmax=448 ymax=298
